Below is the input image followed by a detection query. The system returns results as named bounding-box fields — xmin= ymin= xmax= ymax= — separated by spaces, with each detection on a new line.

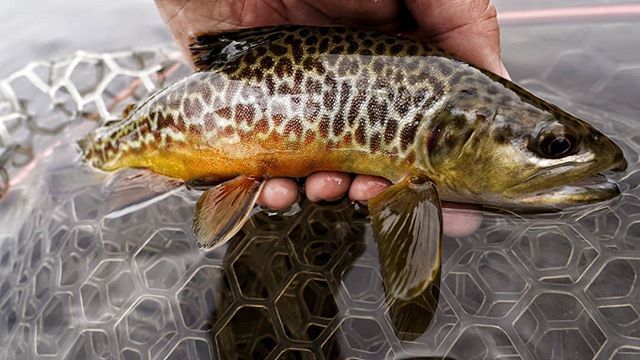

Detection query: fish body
xmin=85 ymin=27 xmax=458 ymax=184
xmin=83 ymin=26 xmax=625 ymax=208
xmin=80 ymin=26 xmax=626 ymax=309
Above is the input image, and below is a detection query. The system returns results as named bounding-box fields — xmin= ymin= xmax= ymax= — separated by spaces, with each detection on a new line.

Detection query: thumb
xmin=405 ymin=0 xmax=510 ymax=79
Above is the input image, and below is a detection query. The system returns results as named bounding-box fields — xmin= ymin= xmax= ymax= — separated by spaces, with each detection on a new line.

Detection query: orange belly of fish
xmin=104 ymin=140 xmax=408 ymax=183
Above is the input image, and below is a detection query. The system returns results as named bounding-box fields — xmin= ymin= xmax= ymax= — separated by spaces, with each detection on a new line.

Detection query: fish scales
xmin=82 ymin=24 xmax=625 ymax=208
xmin=79 ymin=25 xmax=627 ymax=308
xmin=84 ymin=26 xmax=494 ymax=183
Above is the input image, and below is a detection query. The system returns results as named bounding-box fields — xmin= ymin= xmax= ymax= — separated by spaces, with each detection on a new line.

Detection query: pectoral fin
xmin=369 ymin=175 xmax=442 ymax=301
xmin=193 ymin=175 xmax=264 ymax=250
xmin=387 ymin=272 xmax=440 ymax=340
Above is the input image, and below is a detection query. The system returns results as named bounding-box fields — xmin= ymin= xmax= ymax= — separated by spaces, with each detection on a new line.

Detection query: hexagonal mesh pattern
xmin=0 ymin=20 xmax=639 ymax=360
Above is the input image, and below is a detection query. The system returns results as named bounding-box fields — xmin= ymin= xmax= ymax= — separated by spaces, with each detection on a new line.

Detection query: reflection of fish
xmin=80 ymin=26 xmax=627 ymax=303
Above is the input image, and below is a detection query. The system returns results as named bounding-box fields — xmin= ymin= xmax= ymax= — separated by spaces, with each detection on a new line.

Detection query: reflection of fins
xmin=103 ymin=169 xmax=184 ymax=218
xmin=369 ymin=175 xmax=442 ymax=300
xmin=193 ymin=175 xmax=264 ymax=250
xmin=47 ymin=163 xmax=109 ymax=201
xmin=388 ymin=272 xmax=440 ymax=341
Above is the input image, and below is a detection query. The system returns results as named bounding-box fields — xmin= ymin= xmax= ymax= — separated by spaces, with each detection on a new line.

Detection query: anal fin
xmin=193 ymin=175 xmax=264 ymax=250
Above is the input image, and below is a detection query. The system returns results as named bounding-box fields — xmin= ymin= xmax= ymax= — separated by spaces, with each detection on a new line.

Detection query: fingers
xmin=348 ymin=174 xmax=482 ymax=237
xmin=257 ymin=172 xmax=482 ymax=237
xmin=257 ymin=172 xmax=357 ymax=210
xmin=257 ymin=172 xmax=387 ymax=209
xmin=309 ymin=0 xmax=403 ymax=30
xmin=256 ymin=177 xmax=299 ymax=210
xmin=348 ymin=175 xmax=392 ymax=203
xmin=305 ymin=171 xmax=352 ymax=202
xmin=155 ymin=0 xmax=260 ymax=66
xmin=405 ymin=0 xmax=510 ymax=79
xmin=442 ymin=207 xmax=483 ymax=238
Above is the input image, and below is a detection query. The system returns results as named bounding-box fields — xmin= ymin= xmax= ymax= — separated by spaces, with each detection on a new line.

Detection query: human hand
xmin=155 ymin=0 xmax=506 ymax=237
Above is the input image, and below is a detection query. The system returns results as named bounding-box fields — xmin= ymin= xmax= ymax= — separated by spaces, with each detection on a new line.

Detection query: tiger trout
xmin=80 ymin=25 xmax=627 ymax=302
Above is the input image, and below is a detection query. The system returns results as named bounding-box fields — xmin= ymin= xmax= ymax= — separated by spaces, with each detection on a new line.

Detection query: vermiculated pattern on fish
xmin=84 ymin=26 xmax=523 ymax=184
xmin=79 ymin=25 xmax=626 ymax=313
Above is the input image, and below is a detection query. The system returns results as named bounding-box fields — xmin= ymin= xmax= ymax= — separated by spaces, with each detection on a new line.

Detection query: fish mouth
xmin=517 ymin=158 xmax=626 ymax=208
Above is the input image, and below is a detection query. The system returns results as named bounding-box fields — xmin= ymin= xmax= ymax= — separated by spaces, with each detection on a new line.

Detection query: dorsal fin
xmin=188 ymin=25 xmax=298 ymax=72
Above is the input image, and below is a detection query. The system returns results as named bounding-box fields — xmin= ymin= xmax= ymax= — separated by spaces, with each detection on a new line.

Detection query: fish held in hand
xmin=79 ymin=26 xmax=627 ymax=304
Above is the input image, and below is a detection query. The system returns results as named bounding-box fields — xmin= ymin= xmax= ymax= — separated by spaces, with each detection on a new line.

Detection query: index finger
xmin=405 ymin=0 xmax=509 ymax=78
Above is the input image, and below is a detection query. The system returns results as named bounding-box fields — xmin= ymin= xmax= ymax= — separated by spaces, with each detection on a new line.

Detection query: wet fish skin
xmin=79 ymin=26 xmax=627 ymax=309
xmin=83 ymin=26 xmax=456 ymax=184
xmin=82 ymin=25 xmax=625 ymax=209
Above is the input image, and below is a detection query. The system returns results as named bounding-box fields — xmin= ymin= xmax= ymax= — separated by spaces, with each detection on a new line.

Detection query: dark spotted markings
xmin=370 ymin=132 xmax=382 ymax=153
xmin=368 ymin=97 xmax=388 ymax=127
xmin=89 ymin=25 xmax=464 ymax=167
xmin=384 ymin=119 xmax=399 ymax=145
xmin=400 ymin=115 xmax=421 ymax=151
xmin=196 ymin=25 xmax=460 ymax=160
xmin=182 ymin=97 xmax=203 ymax=119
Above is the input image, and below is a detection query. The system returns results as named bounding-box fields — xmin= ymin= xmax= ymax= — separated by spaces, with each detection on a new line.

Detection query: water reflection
xmin=211 ymin=200 xmax=441 ymax=358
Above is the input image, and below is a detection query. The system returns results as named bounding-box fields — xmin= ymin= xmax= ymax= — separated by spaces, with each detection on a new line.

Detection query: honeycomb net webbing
xmin=0 ymin=43 xmax=639 ymax=359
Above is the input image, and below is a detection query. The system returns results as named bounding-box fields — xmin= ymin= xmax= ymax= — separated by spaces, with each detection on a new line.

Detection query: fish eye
xmin=534 ymin=132 xmax=576 ymax=159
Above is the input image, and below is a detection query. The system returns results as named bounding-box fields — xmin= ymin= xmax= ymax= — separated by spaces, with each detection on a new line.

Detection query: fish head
xmin=422 ymin=75 xmax=627 ymax=209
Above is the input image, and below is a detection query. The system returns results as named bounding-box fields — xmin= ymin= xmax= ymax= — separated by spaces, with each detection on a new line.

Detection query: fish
xmin=79 ymin=25 xmax=627 ymax=306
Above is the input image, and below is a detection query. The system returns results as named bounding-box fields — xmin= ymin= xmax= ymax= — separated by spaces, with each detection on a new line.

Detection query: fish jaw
xmin=437 ymin=170 xmax=623 ymax=210
xmin=513 ymin=174 xmax=621 ymax=209
xmin=504 ymin=125 xmax=627 ymax=209
xmin=463 ymin=146 xmax=627 ymax=210
xmin=416 ymin=59 xmax=629 ymax=211
xmin=514 ymin=154 xmax=626 ymax=209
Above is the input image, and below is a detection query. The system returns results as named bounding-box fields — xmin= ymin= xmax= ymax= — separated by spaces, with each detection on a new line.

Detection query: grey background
xmin=4 ymin=0 xmax=634 ymax=76
xmin=0 ymin=0 xmax=171 ymax=74
xmin=1 ymin=1 xmax=640 ymax=359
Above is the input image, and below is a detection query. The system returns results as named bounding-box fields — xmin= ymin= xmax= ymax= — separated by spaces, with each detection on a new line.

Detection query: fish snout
xmin=588 ymin=130 xmax=627 ymax=172
xmin=606 ymin=138 xmax=628 ymax=172
xmin=610 ymin=155 xmax=628 ymax=172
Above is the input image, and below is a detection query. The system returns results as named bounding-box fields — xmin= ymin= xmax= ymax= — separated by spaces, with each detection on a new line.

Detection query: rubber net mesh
xmin=0 ymin=42 xmax=639 ymax=359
